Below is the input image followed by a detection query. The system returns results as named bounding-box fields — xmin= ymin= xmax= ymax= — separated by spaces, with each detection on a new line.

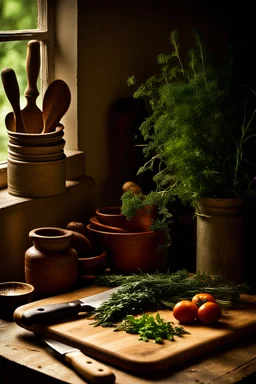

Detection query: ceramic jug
xmin=25 ymin=227 xmax=78 ymax=295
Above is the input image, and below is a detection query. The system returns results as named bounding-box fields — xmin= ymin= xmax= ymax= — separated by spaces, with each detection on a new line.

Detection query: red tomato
xmin=197 ymin=302 xmax=222 ymax=324
xmin=173 ymin=300 xmax=198 ymax=324
xmin=192 ymin=293 xmax=216 ymax=307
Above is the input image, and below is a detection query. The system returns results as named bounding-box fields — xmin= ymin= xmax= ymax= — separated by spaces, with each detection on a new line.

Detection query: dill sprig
xmin=92 ymin=270 xmax=249 ymax=326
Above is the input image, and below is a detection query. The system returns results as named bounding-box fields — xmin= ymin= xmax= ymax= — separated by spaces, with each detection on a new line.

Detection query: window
xmin=0 ymin=0 xmax=54 ymax=186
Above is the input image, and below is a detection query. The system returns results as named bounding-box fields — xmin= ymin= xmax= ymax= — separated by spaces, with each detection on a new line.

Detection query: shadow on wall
xmin=105 ymin=96 xmax=149 ymax=205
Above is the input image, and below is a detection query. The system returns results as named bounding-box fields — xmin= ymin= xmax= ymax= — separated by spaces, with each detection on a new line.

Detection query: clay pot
xmin=86 ymin=224 xmax=168 ymax=274
xmin=7 ymin=126 xmax=64 ymax=147
xmin=89 ymin=216 xmax=128 ymax=233
xmin=7 ymin=157 xmax=66 ymax=197
xmin=25 ymin=227 xmax=78 ymax=295
xmin=78 ymin=249 xmax=107 ymax=276
xmin=96 ymin=205 xmax=158 ymax=232
xmin=7 ymin=126 xmax=66 ymax=198
xmin=0 ymin=282 xmax=34 ymax=320
xmin=196 ymin=198 xmax=244 ymax=283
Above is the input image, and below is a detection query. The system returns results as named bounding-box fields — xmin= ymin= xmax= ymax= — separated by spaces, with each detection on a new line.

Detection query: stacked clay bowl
xmin=87 ymin=206 xmax=168 ymax=274
xmin=7 ymin=126 xmax=66 ymax=197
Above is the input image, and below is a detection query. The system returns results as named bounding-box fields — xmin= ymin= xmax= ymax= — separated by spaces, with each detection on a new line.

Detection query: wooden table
xmin=1 ymin=317 xmax=256 ymax=383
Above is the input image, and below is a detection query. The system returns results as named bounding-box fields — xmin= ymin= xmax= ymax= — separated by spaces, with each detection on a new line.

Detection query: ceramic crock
xmin=196 ymin=198 xmax=244 ymax=283
xmin=25 ymin=227 xmax=78 ymax=295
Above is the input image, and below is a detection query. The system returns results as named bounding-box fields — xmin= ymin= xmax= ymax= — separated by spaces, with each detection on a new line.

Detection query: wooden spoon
xmin=1 ymin=67 xmax=26 ymax=133
xmin=41 ymin=79 xmax=71 ymax=134
xmin=5 ymin=40 xmax=43 ymax=133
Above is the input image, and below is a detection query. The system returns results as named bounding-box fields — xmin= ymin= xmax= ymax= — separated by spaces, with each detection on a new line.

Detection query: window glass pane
xmin=0 ymin=0 xmax=40 ymax=162
xmin=0 ymin=40 xmax=42 ymax=161
xmin=0 ymin=0 xmax=38 ymax=31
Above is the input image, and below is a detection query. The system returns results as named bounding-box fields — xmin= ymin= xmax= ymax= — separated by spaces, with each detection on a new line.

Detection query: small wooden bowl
xmin=78 ymin=249 xmax=107 ymax=276
xmin=0 ymin=282 xmax=34 ymax=320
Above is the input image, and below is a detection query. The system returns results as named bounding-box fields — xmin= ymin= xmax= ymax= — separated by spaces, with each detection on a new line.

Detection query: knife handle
xmin=21 ymin=300 xmax=83 ymax=326
xmin=65 ymin=350 xmax=116 ymax=384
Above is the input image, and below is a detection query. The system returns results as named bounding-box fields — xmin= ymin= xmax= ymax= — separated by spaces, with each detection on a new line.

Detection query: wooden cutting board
xmin=14 ymin=285 xmax=256 ymax=373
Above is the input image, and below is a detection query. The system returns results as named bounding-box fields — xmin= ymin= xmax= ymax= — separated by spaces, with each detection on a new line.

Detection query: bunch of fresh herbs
xmin=126 ymin=29 xmax=256 ymax=206
xmin=91 ymin=270 xmax=249 ymax=327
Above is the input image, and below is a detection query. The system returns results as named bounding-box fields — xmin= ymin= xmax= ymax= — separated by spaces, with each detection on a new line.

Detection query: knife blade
xmin=21 ymin=287 xmax=120 ymax=326
xmin=44 ymin=337 xmax=116 ymax=384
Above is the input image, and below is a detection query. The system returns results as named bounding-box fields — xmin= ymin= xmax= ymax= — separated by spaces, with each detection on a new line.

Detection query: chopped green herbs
xmin=114 ymin=313 xmax=189 ymax=344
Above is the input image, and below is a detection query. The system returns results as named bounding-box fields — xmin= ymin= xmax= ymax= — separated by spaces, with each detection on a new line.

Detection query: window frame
xmin=0 ymin=0 xmax=54 ymax=188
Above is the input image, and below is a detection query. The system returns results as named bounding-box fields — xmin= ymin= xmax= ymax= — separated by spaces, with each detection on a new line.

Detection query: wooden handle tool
xmin=44 ymin=338 xmax=116 ymax=384
xmin=22 ymin=40 xmax=44 ymax=133
xmin=4 ymin=41 xmax=43 ymax=133
xmin=1 ymin=67 xmax=26 ymax=133
xmin=42 ymin=79 xmax=71 ymax=133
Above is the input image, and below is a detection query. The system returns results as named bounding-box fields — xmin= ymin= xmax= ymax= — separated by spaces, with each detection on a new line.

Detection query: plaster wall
xmin=77 ymin=0 xmax=228 ymax=207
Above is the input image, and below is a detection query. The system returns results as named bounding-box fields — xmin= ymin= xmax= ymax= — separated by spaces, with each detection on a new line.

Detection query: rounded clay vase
xmin=25 ymin=227 xmax=78 ymax=295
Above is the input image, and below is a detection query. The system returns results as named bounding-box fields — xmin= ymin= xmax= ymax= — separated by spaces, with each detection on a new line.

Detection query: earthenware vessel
xmin=86 ymin=224 xmax=168 ymax=274
xmin=96 ymin=205 xmax=158 ymax=232
xmin=0 ymin=281 xmax=34 ymax=320
xmin=78 ymin=249 xmax=107 ymax=276
xmin=25 ymin=227 xmax=78 ymax=296
xmin=89 ymin=216 xmax=128 ymax=233
xmin=196 ymin=197 xmax=244 ymax=283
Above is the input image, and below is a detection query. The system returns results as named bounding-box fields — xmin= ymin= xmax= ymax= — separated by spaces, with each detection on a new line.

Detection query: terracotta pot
xmin=89 ymin=216 xmax=128 ymax=233
xmin=78 ymin=249 xmax=107 ymax=276
xmin=0 ymin=282 xmax=34 ymax=320
xmin=96 ymin=205 xmax=158 ymax=232
xmin=86 ymin=224 xmax=168 ymax=274
xmin=196 ymin=198 xmax=244 ymax=283
xmin=25 ymin=227 xmax=78 ymax=295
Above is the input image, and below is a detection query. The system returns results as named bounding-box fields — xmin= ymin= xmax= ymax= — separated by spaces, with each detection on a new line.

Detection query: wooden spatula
xmin=41 ymin=79 xmax=71 ymax=134
xmin=1 ymin=67 xmax=26 ymax=133
xmin=5 ymin=40 xmax=43 ymax=133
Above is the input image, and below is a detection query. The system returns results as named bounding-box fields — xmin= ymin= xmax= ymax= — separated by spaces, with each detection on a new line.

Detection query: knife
xmin=21 ymin=287 xmax=120 ymax=326
xmin=44 ymin=337 xmax=116 ymax=384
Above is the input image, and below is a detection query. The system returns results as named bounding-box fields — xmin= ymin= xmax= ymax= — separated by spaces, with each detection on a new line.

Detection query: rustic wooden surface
xmin=13 ymin=286 xmax=256 ymax=374
xmin=1 ymin=318 xmax=256 ymax=384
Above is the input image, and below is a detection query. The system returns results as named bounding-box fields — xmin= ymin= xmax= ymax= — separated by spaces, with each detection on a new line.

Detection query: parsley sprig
xmin=114 ymin=313 xmax=189 ymax=344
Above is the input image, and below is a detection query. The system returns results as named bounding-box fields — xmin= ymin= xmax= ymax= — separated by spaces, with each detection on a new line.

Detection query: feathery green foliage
xmin=127 ymin=30 xmax=256 ymax=206
xmin=121 ymin=189 xmax=173 ymax=234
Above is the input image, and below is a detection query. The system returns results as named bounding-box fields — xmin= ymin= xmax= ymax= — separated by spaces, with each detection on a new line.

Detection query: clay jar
xmin=25 ymin=227 xmax=78 ymax=296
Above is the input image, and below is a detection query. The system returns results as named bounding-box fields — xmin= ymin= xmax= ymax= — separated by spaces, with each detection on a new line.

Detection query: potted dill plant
xmin=122 ymin=30 xmax=256 ymax=282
